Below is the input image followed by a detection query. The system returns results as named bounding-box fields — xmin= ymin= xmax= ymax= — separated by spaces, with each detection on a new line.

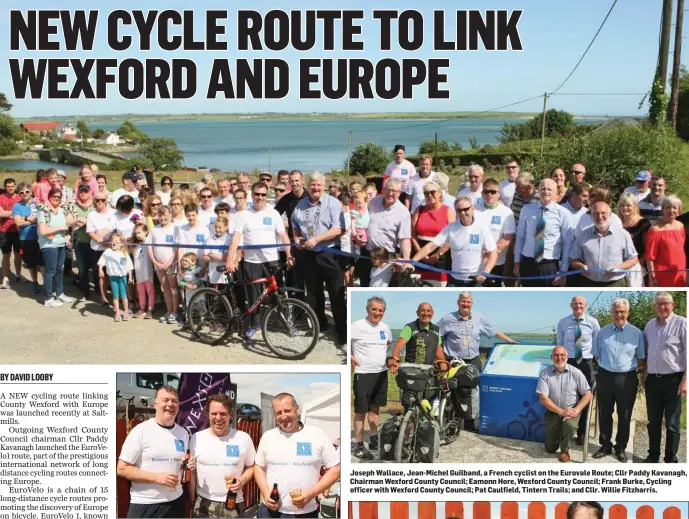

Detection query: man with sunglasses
xmin=197 ymin=187 xmax=217 ymax=228
xmin=0 ymin=178 xmax=22 ymax=288
xmin=561 ymin=163 xmax=587 ymax=205
xmin=499 ymin=160 xmax=520 ymax=208
xmin=413 ymin=196 xmax=497 ymax=287
xmin=226 ymin=182 xmax=292 ymax=341
xmin=477 ymin=178 xmax=515 ymax=286
xmin=407 ymin=155 xmax=436 ymax=213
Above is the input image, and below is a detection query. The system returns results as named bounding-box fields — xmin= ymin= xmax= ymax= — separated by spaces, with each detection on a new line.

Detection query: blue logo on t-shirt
xmin=469 ymin=234 xmax=480 ymax=244
xmin=491 ymin=216 xmax=501 ymax=225
xmin=119 ymin=257 xmax=126 ymax=265
xmin=165 ymin=234 xmax=174 ymax=243
xmin=174 ymin=439 xmax=184 ymax=453
xmin=296 ymin=442 xmax=312 ymax=456
xmin=379 ymin=331 xmax=386 ymax=340
xmin=196 ymin=234 xmax=205 ymax=243
xmin=210 ymin=217 xmax=217 ymax=224
xmin=401 ymin=169 xmax=408 ymax=176
xmin=226 ymin=445 xmax=240 ymax=457
xmin=263 ymin=217 xmax=272 ymax=225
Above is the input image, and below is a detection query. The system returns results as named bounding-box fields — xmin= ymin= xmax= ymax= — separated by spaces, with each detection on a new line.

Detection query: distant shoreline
xmin=14 ymin=112 xmax=614 ymax=124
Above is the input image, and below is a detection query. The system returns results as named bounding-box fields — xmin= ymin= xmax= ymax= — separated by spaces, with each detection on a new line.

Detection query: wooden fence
xmin=348 ymin=502 xmax=682 ymax=519
xmin=116 ymin=417 xmax=262 ymax=518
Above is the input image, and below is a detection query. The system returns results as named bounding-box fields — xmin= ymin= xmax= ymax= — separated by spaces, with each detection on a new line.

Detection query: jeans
xmin=75 ymin=241 xmax=92 ymax=296
xmin=41 ymin=246 xmax=65 ymax=299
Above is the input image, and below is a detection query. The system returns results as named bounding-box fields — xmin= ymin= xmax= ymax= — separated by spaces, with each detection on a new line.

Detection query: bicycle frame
xmin=222 ymin=273 xmax=280 ymax=320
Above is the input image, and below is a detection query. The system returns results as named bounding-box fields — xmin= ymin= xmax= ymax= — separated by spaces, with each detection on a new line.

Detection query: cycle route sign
xmin=479 ymin=343 xmax=554 ymax=442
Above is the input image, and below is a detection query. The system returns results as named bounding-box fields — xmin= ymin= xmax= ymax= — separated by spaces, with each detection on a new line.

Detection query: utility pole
xmin=671 ymin=0 xmax=685 ymax=129
xmin=347 ymin=131 xmax=352 ymax=172
xmin=539 ymin=92 xmax=548 ymax=158
xmin=434 ymin=132 xmax=438 ymax=165
xmin=658 ymin=0 xmax=674 ymax=87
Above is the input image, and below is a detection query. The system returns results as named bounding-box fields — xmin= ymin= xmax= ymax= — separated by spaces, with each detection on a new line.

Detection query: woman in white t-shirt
xmin=146 ymin=206 xmax=180 ymax=324
xmin=86 ymin=191 xmax=117 ymax=305
xmin=157 ymin=176 xmax=173 ymax=206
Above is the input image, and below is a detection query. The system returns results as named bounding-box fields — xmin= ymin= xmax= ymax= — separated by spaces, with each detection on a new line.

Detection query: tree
xmin=674 ymin=65 xmax=689 ymax=140
xmin=418 ymin=139 xmax=462 ymax=154
xmin=141 ymin=138 xmax=184 ymax=170
xmin=346 ymin=142 xmax=390 ymax=175
xmin=498 ymin=109 xmax=594 ymax=143
xmin=0 ymin=93 xmax=12 ymax=112
xmin=589 ymin=291 xmax=686 ymax=332
xmin=92 ymin=128 xmax=106 ymax=139
xmin=116 ymin=120 xmax=150 ymax=144
xmin=468 ymin=137 xmax=479 ymax=149
xmin=76 ymin=120 xmax=90 ymax=138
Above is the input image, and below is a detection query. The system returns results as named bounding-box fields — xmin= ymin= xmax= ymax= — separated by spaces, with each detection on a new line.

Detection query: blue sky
xmin=2 ymin=1 xmax=685 ymax=116
xmin=350 ymin=289 xmax=632 ymax=331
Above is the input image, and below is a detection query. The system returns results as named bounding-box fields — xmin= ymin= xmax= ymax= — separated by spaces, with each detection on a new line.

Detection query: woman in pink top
xmin=411 ymin=181 xmax=456 ymax=286
xmin=33 ymin=169 xmax=57 ymax=205
xmin=74 ymin=165 xmax=99 ymax=195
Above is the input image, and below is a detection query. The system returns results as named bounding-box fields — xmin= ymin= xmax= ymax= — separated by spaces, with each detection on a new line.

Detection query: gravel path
xmin=0 ymin=278 xmax=346 ymax=365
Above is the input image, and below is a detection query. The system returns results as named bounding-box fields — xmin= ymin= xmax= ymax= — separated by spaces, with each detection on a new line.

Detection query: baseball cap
xmin=635 ymin=170 xmax=651 ymax=182
xmin=394 ymin=144 xmax=405 ymax=153
xmin=56 ymin=170 xmax=66 ymax=178
xmin=259 ymin=171 xmax=272 ymax=179
xmin=77 ymin=184 xmax=91 ymax=193
xmin=123 ymin=171 xmax=138 ymax=182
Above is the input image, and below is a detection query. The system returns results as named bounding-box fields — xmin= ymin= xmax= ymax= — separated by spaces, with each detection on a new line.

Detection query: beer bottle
xmin=269 ymin=483 xmax=280 ymax=505
xmin=224 ymin=478 xmax=237 ymax=511
xmin=180 ymin=449 xmax=191 ymax=484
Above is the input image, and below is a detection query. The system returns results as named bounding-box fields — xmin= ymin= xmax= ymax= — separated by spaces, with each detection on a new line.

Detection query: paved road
xmin=0 ymin=278 xmax=346 ymax=365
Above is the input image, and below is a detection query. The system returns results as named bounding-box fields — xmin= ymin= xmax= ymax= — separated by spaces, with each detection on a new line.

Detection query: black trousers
xmin=354 ymin=247 xmax=372 ymax=287
xmin=579 ymin=277 xmax=628 ymax=287
xmin=519 ymin=256 xmax=559 ymax=287
xmin=646 ymin=372 xmax=684 ymax=462
xmin=484 ymin=264 xmax=505 ymax=287
xmin=447 ymin=277 xmax=478 ymax=287
xmin=596 ymin=367 xmax=638 ymax=452
xmin=296 ymin=249 xmax=346 ymax=343
xmin=567 ymin=358 xmax=594 ymax=439
xmin=242 ymin=261 xmax=279 ymax=329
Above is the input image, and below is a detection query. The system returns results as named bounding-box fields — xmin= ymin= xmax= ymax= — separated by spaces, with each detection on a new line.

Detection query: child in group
xmin=364 ymin=182 xmax=378 ymax=201
xmin=369 ymin=247 xmax=394 ymax=287
xmin=204 ymin=216 xmax=232 ymax=290
xmin=349 ymin=181 xmax=363 ymax=197
xmin=350 ymin=191 xmax=370 ymax=253
xmin=74 ymin=164 xmax=99 ymax=195
xmin=338 ymin=193 xmax=355 ymax=287
xmin=212 ymin=202 xmax=232 ymax=232
xmin=177 ymin=252 xmax=204 ymax=328
xmin=146 ymin=206 xmax=180 ymax=324
xmin=131 ymin=223 xmax=155 ymax=319
xmin=97 ymin=231 xmax=134 ymax=322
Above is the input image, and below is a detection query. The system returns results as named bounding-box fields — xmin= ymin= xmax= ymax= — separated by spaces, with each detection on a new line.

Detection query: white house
xmin=104 ymin=133 xmax=122 ymax=146
xmin=59 ymin=125 xmax=78 ymax=140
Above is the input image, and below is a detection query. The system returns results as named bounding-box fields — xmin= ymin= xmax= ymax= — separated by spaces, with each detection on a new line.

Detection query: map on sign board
xmin=482 ymin=344 xmax=554 ymax=377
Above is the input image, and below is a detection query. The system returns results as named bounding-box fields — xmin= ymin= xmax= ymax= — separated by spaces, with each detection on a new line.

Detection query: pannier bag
xmin=396 ymin=364 xmax=434 ymax=393
xmin=379 ymin=414 xmax=403 ymax=461
xmin=451 ymin=363 xmax=480 ymax=389
xmin=415 ymin=420 xmax=440 ymax=463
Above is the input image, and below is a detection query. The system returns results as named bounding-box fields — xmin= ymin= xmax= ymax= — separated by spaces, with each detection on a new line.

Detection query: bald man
xmin=536 ymin=346 xmax=592 ymax=462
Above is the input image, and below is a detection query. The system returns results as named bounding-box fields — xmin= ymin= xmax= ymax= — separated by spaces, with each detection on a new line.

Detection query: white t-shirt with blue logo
xmin=97 ymin=248 xmax=134 ymax=278
xmin=205 ymin=232 xmax=233 ymax=284
xmin=198 ymin=204 xmax=217 ymax=229
xmin=384 ymin=159 xmax=417 ymax=192
xmin=255 ymin=424 xmax=339 ymax=515
xmin=350 ymin=318 xmax=391 ymax=374
xmin=146 ymin=224 xmax=179 ymax=264
xmin=233 ymin=207 xmax=286 ymax=264
xmin=477 ymin=204 xmax=516 ymax=266
xmin=432 ymin=218 xmax=497 ymax=280
xmin=190 ymin=428 xmax=256 ymax=503
xmin=176 ymin=223 xmax=210 ymax=264
xmin=118 ymin=418 xmax=189 ymax=504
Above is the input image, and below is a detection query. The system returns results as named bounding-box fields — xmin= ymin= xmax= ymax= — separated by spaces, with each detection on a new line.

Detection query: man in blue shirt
xmin=591 ymin=298 xmax=645 ymax=463
xmin=437 ymin=291 xmax=517 ymax=432
xmin=556 ymin=295 xmax=600 ymax=445
xmin=291 ymin=171 xmax=346 ymax=346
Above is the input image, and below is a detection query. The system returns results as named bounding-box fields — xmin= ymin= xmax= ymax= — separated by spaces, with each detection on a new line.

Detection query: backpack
xmin=452 ymin=363 xmax=480 ymax=389
xmin=396 ymin=364 xmax=434 ymax=393
xmin=415 ymin=420 xmax=440 ymax=463
xmin=379 ymin=414 xmax=403 ymax=461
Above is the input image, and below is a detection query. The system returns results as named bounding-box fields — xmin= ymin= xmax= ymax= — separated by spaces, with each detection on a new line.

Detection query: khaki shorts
xmin=191 ymin=495 xmax=245 ymax=518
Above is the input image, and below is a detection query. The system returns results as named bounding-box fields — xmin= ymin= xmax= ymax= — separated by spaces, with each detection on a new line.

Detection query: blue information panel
xmin=479 ymin=343 xmax=554 ymax=442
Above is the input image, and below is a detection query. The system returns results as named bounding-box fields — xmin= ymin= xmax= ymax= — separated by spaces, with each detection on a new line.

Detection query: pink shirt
xmin=33 ymin=180 xmax=51 ymax=204
xmin=75 ymin=177 xmax=99 ymax=195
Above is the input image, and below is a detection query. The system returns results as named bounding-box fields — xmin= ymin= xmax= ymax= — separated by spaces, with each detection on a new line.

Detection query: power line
xmin=550 ymin=92 xmax=647 ymax=96
xmin=550 ymin=0 xmax=620 ymax=94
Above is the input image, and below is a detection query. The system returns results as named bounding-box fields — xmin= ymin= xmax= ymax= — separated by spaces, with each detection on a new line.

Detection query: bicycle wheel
xmin=395 ymin=410 xmax=418 ymax=463
xmin=261 ymin=297 xmax=320 ymax=359
xmin=187 ymin=288 xmax=234 ymax=345
xmin=507 ymin=421 xmax=526 ymax=440
xmin=438 ymin=396 xmax=461 ymax=445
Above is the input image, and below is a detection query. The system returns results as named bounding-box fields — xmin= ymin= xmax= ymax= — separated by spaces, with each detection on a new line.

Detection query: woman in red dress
xmin=411 ymin=181 xmax=456 ymax=286
xmin=646 ymin=195 xmax=687 ymax=287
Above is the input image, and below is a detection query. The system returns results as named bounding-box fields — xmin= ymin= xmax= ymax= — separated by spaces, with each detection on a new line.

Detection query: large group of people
xmin=118 ymin=386 xmax=340 ymax=518
xmin=351 ymin=292 xmax=686 ymax=464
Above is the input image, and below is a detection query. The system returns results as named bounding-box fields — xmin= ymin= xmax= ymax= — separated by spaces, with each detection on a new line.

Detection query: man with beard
xmin=117 ymin=385 xmax=195 ymax=518
xmin=190 ymin=394 xmax=255 ymax=518
xmin=254 ymin=393 xmax=340 ymax=518
xmin=291 ymin=171 xmax=346 ymax=345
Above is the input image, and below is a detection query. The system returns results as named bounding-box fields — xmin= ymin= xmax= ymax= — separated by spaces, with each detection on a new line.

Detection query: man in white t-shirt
xmin=413 ymin=195 xmax=498 ymax=287
xmin=254 ymin=393 xmax=340 ymax=518
xmin=226 ymin=182 xmax=292 ymax=341
xmin=383 ymin=144 xmax=416 ymax=200
xmin=117 ymin=385 xmax=195 ymax=518
xmin=499 ymin=159 xmax=520 ymax=208
xmin=111 ymin=171 xmax=140 ymax=209
xmin=197 ymin=187 xmax=217 ymax=228
xmin=190 ymin=393 xmax=255 ymax=518
xmin=407 ymin=154 xmax=436 ymax=213
xmin=351 ymin=296 xmax=391 ymax=461
xmin=477 ymin=178 xmax=516 ymax=285
xmin=456 ymin=164 xmax=484 ymax=209
xmin=622 ymin=170 xmax=652 ymax=202
xmin=215 ymin=178 xmax=236 ymax=209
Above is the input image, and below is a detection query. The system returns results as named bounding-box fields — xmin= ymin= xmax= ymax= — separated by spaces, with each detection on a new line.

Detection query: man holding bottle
xmin=117 ymin=385 xmax=195 ymax=518
xmin=190 ymin=393 xmax=256 ymax=518
xmin=254 ymin=393 xmax=340 ymax=518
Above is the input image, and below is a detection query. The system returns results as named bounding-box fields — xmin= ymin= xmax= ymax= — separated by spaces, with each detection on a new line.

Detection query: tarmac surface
xmin=0 ymin=275 xmax=346 ymax=365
